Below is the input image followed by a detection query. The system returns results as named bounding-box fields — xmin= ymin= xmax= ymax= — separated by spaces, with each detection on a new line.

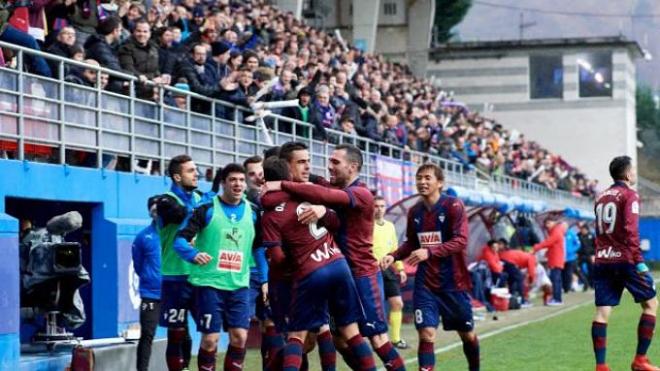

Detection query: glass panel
xmin=238 ymin=141 xmax=256 ymax=155
xmin=135 ymin=120 xmax=160 ymax=137
xmin=191 ymin=115 xmax=211 ymax=131
xmin=165 ymin=143 xmax=186 ymax=157
xmin=101 ymin=113 xmax=130 ymax=132
xmin=578 ymin=52 xmax=613 ymax=98
xmin=135 ymin=101 xmax=157 ymax=119
xmin=135 ymin=137 xmax=159 ymax=156
xmin=163 ymin=109 xmax=186 ymax=126
xmin=164 ymin=126 xmax=186 ymax=142
xmin=103 ymin=132 xmax=130 ymax=151
xmin=216 ymin=151 xmax=234 ymax=165
xmin=101 ymin=93 xmax=129 ymax=113
xmin=23 ymin=119 xmax=59 ymax=140
xmin=215 ymin=120 xmax=234 ymax=135
xmin=64 ymin=85 xmax=97 ymax=106
xmin=530 ymin=55 xmax=563 ymax=99
xmin=24 ymin=98 xmax=58 ymax=120
xmin=0 ymin=115 xmax=17 ymax=135
xmin=65 ymin=106 xmax=96 ymax=126
xmin=65 ymin=126 xmax=96 ymax=146
xmin=191 ymin=132 xmax=211 ymax=147
xmin=0 ymin=93 xmax=17 ymax=112
xmin=215 ymin=136 xmax=234 ymax=151
xmin=191 ymin=148 xmax=212 ymax=163
xmin=0 ymin=69 xmax=18 ymax=90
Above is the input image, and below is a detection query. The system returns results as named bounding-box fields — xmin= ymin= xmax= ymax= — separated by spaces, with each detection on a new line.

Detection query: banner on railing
xmin=375 ymin=155 xmax=406 ymax=206
xmin=402 ymin=160 xmax=416 ymax=197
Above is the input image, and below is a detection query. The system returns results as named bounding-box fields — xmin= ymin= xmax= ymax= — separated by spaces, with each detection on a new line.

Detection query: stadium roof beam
xmin=406 ymin=0 xmax=436 ymax=77
xmin=352 ymin=0 xmax=381 ymax=53
xmin=275 ymin=0 xmax=303 ymax=20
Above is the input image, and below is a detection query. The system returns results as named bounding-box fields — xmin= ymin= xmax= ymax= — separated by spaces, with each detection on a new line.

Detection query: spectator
xmin=119 ymin=19 xmax=168 ymax=99
xmin=209 ymin=41 xmax=230 ymax=80
xmin=499 ymin=247 xmax=537 ymax=307
xmin=84 ymin=16 xmax=124 ymax=92
xmin=577 ymin=223 xmax=595 ymax=290
xmin=122 ymin=2 xmax=144 ymax=32
xmin=180 ymin=43 xmax=223 ymax=113
xmin=0 ymin=15 xmax=52 ymax=76
xmin=156 ymin=27 xmax=181 ymax=77
xmin=562 ymin=224 xmax=581 ymax=293
xmin=478 ymin=239 xmax=503 ymax=281
xmin=533 ymin=217 xmax=567 ymax=306
xmin=64 ymin=0 xmax=100 ymax=44
xmin=46 ymin=26 xmax=77 ymax=77
xmin=309 ymin=84 xmax=335 ymax=140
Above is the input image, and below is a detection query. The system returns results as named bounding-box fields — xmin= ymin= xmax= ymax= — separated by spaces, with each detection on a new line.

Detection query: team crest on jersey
xmin=438 ymin=213 xmax=445 ymax=223
xmin=417 ymin=231 xmax=442 ymax=247
xmin=275 ymin=202 xmax=285 ymax=212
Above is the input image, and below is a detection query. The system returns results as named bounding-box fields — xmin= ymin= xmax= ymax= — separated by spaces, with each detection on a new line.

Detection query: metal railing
xmin=0 ymin=41 xmax=592 ymax=210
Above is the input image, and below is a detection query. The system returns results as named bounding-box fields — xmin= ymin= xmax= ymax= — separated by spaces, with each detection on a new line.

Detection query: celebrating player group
xmin=137 ymin=142 xmax=655 ymax=371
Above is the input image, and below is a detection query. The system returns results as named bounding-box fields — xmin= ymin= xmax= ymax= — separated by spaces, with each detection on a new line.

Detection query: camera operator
xmin=131 ymin=196 xmax=162 ymax=371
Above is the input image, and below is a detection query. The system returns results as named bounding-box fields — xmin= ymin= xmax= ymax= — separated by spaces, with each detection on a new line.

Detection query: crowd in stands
xmin=0 ymin=0 xmax=597 ymax=197
xmin=471 ymin=215 xmax=596 ymax=311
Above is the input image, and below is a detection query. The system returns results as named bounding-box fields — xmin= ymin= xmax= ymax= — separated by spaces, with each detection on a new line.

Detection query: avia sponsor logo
xmin=218 ymin=250 xmax=244 ymax=272
xmin=417 ymin=231 xmax=442 ymax=247
xmin=310 ymin=242 xmax=341 ymax=262
xmin=597 ymin=246 xmax=622 ymax=259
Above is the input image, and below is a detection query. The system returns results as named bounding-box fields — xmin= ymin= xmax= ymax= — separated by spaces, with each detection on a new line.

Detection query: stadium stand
xmin=0 ymin=0 xmax=597 ymax=201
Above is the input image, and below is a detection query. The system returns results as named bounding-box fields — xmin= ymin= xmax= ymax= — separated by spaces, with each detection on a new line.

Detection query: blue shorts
xmin=249 ymin=274 xmax=270 ymax=321
xmin=413 ymin=285 xmax=474 ymax=332
xmin=354 ymin=271 xmax=388 ymax=337
xmin=594 ymin=263 xmax=657 ymax=307
xmin=194 ymin=286 xmax=251 ymax=334
xmin=268 ymin=277 xmax=292 ymax=333
xmin=159 ymin=280 xmax=195 ymax=328
xmin=289 ymin=259 xmax=363 ymax=332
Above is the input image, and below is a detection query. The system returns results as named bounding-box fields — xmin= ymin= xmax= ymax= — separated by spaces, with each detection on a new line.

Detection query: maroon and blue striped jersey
xmin=392 ymin=195 xmax=471 ymax=292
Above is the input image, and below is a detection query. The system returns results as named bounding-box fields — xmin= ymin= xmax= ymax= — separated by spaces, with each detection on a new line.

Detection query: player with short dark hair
xmin=261 ymin=157 xmax=376 ymax=371
xmin=173 ymin=163 xmax=257 ymax=371
xmin=241 ymin=155 xmax=284 ymax=367
xmin=381 ymin=163 xmax=480 ymax=371
xmin=156 ymin=154 xmax=202 ymax=371
xmin=271 ymin=143 xmax=338 ymax=370
xmin=591 ymin=156 xmax=658 ymax=371
xmin=265 ymin=143 xmax=405 ymax=371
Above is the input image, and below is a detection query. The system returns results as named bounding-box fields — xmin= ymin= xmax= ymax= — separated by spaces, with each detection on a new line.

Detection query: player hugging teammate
xmin=149 ymin=144 xmax=482 ymax=371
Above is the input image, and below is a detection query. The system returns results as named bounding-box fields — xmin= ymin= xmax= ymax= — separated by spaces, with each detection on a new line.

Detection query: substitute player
xmin=381 ymin=163 xmax=480 ymax=371
xmin=266 ymin=144 xmax=405 ymax=371
xmin=591 ymin=156 xmax=658 ymax=371
xmin=174 ymin=164 xmax=256 ymax=371
xmin=261 ymin=157 xmax=376 ymax=371
xmin=155 ymin=154 xmax=202 ymax=371
xmin=373 ymin=195 xmax=409 ymax=349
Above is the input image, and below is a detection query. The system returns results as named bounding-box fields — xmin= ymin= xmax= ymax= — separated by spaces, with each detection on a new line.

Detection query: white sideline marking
xmin=401 ymin=300 xmax=592 ymax=367
xmin=398 ymin=277 xmax=660 ymax=367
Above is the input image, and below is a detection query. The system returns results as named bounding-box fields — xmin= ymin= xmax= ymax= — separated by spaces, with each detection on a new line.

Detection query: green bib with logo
xmin=188 ymin=196 xmax=255 ymax=290
xmin=159 ymin=191 xmax=200 ymax=276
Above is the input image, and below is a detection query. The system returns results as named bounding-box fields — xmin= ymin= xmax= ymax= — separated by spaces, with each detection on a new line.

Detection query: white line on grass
xmin=397 ymin=277 xmax=660 ymax=368
xmin=400 ymin=300 xmax=593 ymax=367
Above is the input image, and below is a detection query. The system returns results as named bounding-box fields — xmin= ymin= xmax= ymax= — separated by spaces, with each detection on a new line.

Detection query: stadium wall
xmin=641 ymin=217 xmax=660 ymax=262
